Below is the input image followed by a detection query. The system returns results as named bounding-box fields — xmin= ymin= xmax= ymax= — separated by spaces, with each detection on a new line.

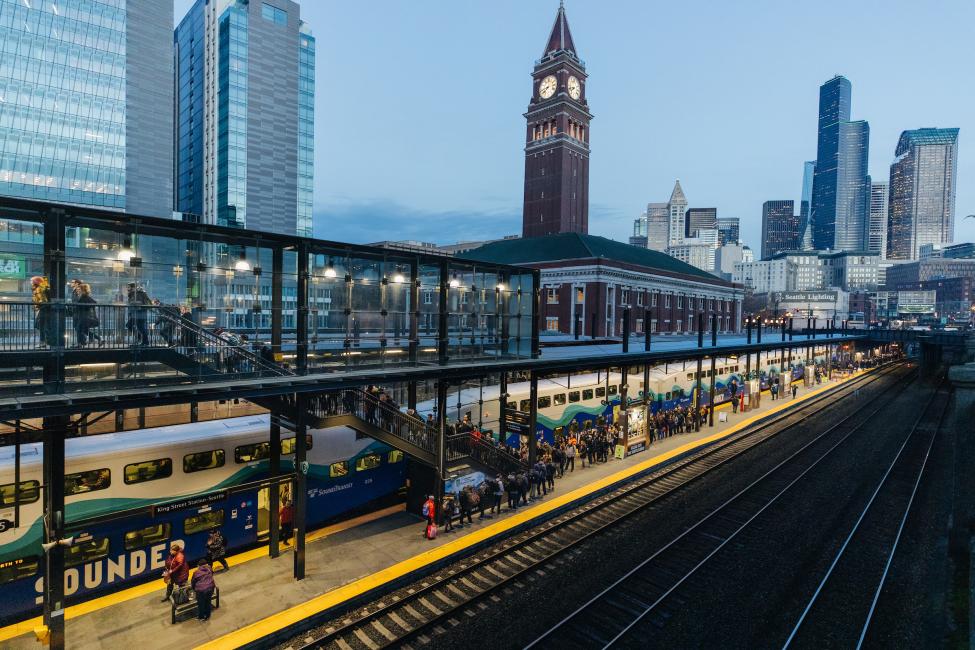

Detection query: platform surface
xmin=0 ymin=370 xmax=866 ymax=650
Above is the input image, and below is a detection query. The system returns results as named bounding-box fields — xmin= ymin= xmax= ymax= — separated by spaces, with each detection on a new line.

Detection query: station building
xmin=459 ymin=232 xmax=744 ymax=337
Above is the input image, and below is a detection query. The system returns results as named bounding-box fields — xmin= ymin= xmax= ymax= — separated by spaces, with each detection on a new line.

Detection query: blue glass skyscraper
xmin=810 ymin=76 xmax=870 ymax=252
xmin=175 ymin=0 xmax=315 ymax=236
xmin=0 ymin=0 xmax=173 ymax=216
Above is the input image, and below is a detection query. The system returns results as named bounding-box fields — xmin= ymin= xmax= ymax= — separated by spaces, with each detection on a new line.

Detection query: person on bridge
xmin=70 ymin=280 xmax=101 ymax=347
xmin=125 ymin=283 xmax=151 ymax=346
xmin=31 ymin=275 xmax=54 ymax=348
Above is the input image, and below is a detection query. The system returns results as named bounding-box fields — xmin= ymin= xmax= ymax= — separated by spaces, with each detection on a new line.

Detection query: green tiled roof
xmin=458 ymin=232 xmax=724 ymax=283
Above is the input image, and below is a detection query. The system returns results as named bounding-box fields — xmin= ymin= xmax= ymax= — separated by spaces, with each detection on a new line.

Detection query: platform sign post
xmin=293 ymin=394 xmax=307 ymax=581
xmin=528 ymin=371 xmax=539 ymax=466
xmin=42 ymin=417 xmax=68 ymax=650
xmin=619 ymin=366 xmax=629 ymax=452
xmin=644 ymin=309 xmax=651 ymax=351
xmin=711 ymin=313 xmax=718 ymax=347
xmin=708 ymin=355 xmax=716 ymax=427
xmin=622 ymin=309 xmax=630 ymax=353
xmin=269 ymin=413 xmax=282 ymax=559
xmin=697 ymin=311 xmax=705 ymax=348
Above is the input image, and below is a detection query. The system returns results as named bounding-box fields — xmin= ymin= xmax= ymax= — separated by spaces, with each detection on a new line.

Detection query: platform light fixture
xmin=324 ymin=258 xmax=337 ymax=278
xmin=449 ymin=273 xmax=460 ymax=289
xmin=117 ymin=237 xmax=135 ymax=262
xmin=234 ymin=249 xmax=251 ymax=272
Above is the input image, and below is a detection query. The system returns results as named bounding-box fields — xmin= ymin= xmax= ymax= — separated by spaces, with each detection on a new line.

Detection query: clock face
xmin=568 ymin=76 xmax=581 ymax=100
xmin=539 ymin=75 xmax=557 ymax=99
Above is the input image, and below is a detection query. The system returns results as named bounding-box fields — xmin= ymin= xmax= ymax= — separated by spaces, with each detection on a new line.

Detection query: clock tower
xmin=522 ymin=2 xmax=592 ymax=238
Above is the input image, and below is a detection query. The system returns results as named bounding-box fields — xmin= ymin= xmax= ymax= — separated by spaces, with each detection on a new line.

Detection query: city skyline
xmin=169 ymin=1 xmax=975 ymax=249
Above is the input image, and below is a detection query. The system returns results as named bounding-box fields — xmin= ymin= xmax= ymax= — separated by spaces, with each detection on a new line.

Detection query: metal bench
xmin=170 ymin=586 xmax=220 ymax=624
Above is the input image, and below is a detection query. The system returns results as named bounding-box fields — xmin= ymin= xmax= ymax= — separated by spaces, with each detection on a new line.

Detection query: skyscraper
xmin=868 ymin=180 xmax=888 ymax=259
xmin=522 ymin=3 xmax=591 ymax=238
xmin=175 ymin=0 xmax=315 ymax=236
xmin=629 ymin=213 xmax=648 ymax=248
xmin=761 ymin=200 xmax=799 ymax=259
xmin=810 ymin=76 xmax=870 ymax=252
xmin=799 ymin=161 xmax=815 ymax=249
xmin=717 ymin=217 xmax=740 ymax=246
xmin=886 ymin=128 xmax=960 ymax=260
xmin=667 ymin=180 xmax=688 ymax=246
xmin=646 ymin=203 xmax=670 ymax=251
xmin=0 ymin=1 xmax=173 ymax=217
xmin=685 ymin=208 xmax=718 ymax=238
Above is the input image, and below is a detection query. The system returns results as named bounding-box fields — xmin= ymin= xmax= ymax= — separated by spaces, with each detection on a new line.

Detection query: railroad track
xmin=525 ymin=365 xmax=920 ymax=650
xmin=285 ymin=363 xmax=909 ymax=650
xmin=781 ymin=377 xmax=952 ymax=649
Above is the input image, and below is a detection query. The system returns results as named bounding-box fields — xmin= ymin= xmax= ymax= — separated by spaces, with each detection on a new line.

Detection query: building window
xmin=621 ymin=289 xmax=630 ymax=305
xmin=651 ymin=319 xmax=658 ymax=333
xmin=636 ymin=291 xmax=644 ymax=306
xmin=261 ymin=2 xmax=288 ymax=25
xmin=651 ymin=292 xmax=657 ymax=307
xmin=546 ymin=288 xmax=559 ymax=304
xmin=575 ymin=287 xmax=584 ymax=303
xmin=677 ymin=294 xmax=683 ymax=308
xmin=665 ymin=294 xmax=671 ymax=308
xmin=546 ymin=317 xmax=559 ymax=331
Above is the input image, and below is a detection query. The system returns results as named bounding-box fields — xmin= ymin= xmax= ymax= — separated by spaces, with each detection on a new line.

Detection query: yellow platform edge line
xmin=196 ymin=369 xmax=874 ymax=650
xmin=0 ymin=504 xmax=405 ymax=644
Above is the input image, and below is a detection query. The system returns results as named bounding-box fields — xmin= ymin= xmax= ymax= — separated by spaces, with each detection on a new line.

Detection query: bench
xmin=170 ymin=586 xmax=220 ymax=624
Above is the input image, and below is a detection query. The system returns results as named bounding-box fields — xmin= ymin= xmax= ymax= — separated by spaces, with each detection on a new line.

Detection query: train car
xmin=425 ymin=348 xmax=828 ymax=447
xmin=0 ymin=415 xmax=406 ymax=624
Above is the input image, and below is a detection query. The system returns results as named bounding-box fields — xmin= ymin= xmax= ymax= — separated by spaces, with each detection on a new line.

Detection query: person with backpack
xmin=191 ymin=559 xmax=216 ymax=622
xmin=126 ymin=283 xmax=151 ymax=346
xmin=492 ymin=475 xmax=505 ymax=515
xmin=507 ymin=473 xmax=519 ymax=510
xmin=458 ymin=487 xmax=474 ymax=525
xmin=205 ymin=529 xmax=229 ymax=571
xmin=422 ymin=494 xmax=436 ymax=537
xmin=440 ymin=494 xmax=456 ymax=533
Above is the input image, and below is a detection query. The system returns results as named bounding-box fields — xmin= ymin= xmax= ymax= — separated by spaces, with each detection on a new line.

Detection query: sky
xmin=173 ymin=0 xmax=975 ymax=249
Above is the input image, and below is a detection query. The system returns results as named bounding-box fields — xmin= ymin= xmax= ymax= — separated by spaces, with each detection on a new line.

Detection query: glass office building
xmin=887 ymin=128 xmax=960 ymax=261
xmin=810 ymin=76 xmax=870 ymax=252
xmin=175 ymin=0 xmax=315 ymax=236
xmin=868 ymin=180 xmax=888 ymax=259
xmin=0 ymin=0 xmax=172 ymax=216
xmin=799 ymin=160 xmax=815 ymax=249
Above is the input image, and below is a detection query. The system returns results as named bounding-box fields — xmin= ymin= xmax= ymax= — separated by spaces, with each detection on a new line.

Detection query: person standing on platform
xmin=422 ymin=494 xmax=436 ymax=534
xmin=162 ymin=543 xmax=189 ymax=602
xmin=279 ymin=499 xmax=294 ymax=545
xmin=506 ymin=473 xmax=519 ymax=510
xmin=566 ymin=441 xmax=576 ymax=472
xmin=492 ymin=475 xmax=505 ymax=515
xmin=191 ymin=559 xmax=216 ymax=622
xmin=792 ymin=383 xmax=798 ymax=399
xmin=206 ymin=529 xmax=229 ymax=571
xmin=441 ymin=494 xmax=456 ymax=532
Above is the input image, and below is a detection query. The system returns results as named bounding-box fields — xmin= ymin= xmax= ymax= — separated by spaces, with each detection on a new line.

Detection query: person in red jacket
xmin=422 ymin=495 xmax=436 ymax=536
xmin=161 ymin=543 xmax=189 ymax=602
xmin=279 ymin=499 xmax=294 ymax=545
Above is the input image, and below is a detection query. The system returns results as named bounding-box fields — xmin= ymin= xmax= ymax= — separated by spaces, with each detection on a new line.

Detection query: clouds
xmin=313 ymin=199 xmax=521 ymax=245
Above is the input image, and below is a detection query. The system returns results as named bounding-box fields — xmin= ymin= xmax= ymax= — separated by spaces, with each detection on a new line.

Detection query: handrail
xmin=310 ymin=389 xmax=438 ymax=456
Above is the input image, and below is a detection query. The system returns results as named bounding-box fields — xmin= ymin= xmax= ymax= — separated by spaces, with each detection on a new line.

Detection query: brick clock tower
xmin=522 ymin=2 xmax=592 ymax=239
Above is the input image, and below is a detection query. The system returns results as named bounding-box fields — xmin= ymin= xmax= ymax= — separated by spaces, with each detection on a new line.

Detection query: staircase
xmin=157 ymin=319 xmax=526 ymax=475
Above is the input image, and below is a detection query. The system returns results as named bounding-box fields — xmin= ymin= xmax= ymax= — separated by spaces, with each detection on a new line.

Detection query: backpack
xmin=422 ymin=501 xmax=431 ymax=517
xmin=469 ymin=489 xmax=480 ymax=507
xmin=172 ymin=584 xmax=191 ymax=605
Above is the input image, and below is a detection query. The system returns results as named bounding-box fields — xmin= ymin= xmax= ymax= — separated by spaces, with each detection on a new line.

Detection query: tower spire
xmin=544 ymin=1 xmax=577 ymax=57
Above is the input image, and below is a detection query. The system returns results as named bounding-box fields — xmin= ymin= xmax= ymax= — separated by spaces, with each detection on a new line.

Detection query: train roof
xmin=0 ymin=415 xmax=272 ymax=471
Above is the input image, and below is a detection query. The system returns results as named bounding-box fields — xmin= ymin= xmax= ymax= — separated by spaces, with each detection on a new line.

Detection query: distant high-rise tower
xmin=886 ymin=128 xmax=960 ymax=260
xmin=867 ymin=180 xmax=888 ymax=259
xmin=667 ymin=180 xmax=688 ymax=246
xmin=717 ymin=217 xmax=740 ymax=245
xmin=630 ymin=213 xmax=648 ymax=248
xmin=0 ymin=1 xmax=173 ymax=216
xmin=645 ymin=203 xmax=670 ymax=251
xmin=522 ymin=3 xmax=591 ymax=238
xmin=175 ymin=0 xmax=315 ymax=236
xmin=685 ymin=208 xmax=718 ymax=238
xmin=810 ymin=76 xmax=870 ymax=251
xmin=761 ymin=200 xmax=799 ymax=259
xmin=799 ymin=161 xmax=815 ymax=249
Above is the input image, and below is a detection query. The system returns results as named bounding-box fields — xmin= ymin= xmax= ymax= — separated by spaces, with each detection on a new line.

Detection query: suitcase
xmin=426 ymin=523 xmax=438 ymax=540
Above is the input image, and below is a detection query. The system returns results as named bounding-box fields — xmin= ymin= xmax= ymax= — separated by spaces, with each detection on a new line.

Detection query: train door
xmin=256 ymin=483 xmax=293 ymax=540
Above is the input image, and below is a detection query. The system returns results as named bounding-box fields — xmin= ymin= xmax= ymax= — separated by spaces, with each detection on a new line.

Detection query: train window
xmin=65 ymin=537 xmax=109 ymax=568
xmin=329 ymin=461 xmax=349 ymax=478
xmin=387 ymin=450 xmax=404 ymax=464
xmin=65 ymin=469 xmax=111 ymax=496
xmin=355 ymin=454 xmax=382 ymax=472
xmin=184 ymin=510 xmax=225 ymax=536
xmin=568 ymin=391 xmax=580 ymax=403
xmin=124 ymin=459 xmax=173 ymax=485
xmin=282 ymin=435 xmax=314 ymax=455
xmin=0 ymin=557 xmax=39 ymax=585
xmin=519 ymin=399 xmax=530 ymax=412
xmin=124 ymin=523 xmax=171 ymax=551
xmin=582 ymin=389 xmax=594 ymax=400
xmin=537 ymin=396 xmax=551 ymax=409
xmin=553 ymin=393 xmax=566 ymax=406
xmin=0 ymin=480 xmax=40 ymax=506
xmin=235 ymin=442 xmax=270 ymax=463
xmin=183 ymin=450 xmax=225 ymax=474
xmin=506 ymin=401 xmax=516 ymax=411
xmin=608 ymin=385 xmax=618 ymax=396
xmin=595 ymin=387 xmax=606 ymax=398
